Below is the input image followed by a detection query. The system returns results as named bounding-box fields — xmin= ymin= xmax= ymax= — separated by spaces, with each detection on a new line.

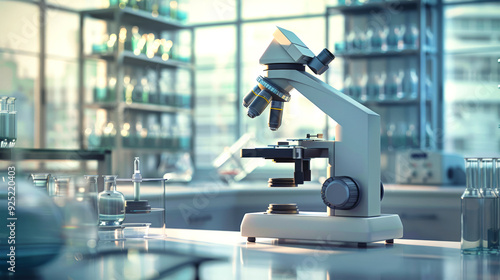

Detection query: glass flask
xmin=479 ymin=158 xmax=499 ymax=253
xmin=98 ymin=175 xmax=125 ymax=226
xmin=402 ymin=24 xmax=419 ymax=49
xmin=0 ymin=97 xmax=8 ymax=148
xmin=385 ymin=71 xmax=403 ymax=100
xmin=366 ymin=72 xmax=384 ymax=101
xmin=386 ymin=24 xmax=403 ymax=50
xmin=7 ymin=97 xmax=16 ymax=147
xmin=461 ymin=158 xmax=483 ymax=254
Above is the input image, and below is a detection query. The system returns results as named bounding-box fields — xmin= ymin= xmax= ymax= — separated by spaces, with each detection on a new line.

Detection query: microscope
xmin=240 ymin=27 xmax=403 ymax=246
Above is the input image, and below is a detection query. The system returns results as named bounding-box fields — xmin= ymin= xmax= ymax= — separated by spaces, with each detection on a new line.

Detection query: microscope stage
xmin=241 ymin=212 xmax=403 ymax=244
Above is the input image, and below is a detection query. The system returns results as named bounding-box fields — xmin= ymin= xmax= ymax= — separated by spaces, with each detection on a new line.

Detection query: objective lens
xmin=247 ymin=89 xmax=272 ymax=118
xmin=243 ymin=85 xmax=261 ymax=108
xmin=268 ymin=100 xmax=284 ymax=131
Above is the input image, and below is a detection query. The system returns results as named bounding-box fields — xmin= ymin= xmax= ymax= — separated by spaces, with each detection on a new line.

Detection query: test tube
xmin=479 ymin=158 xmax=499 ymax=253
xmin=461 ymin=158 xmax=482 ymax=254
xmin=0 ymin=97 xmax=8 ymax=148
xmin=7 ymin=97 xmax=16 ymax=148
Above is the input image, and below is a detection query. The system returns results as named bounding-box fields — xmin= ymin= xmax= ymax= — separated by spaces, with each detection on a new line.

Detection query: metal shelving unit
xmin=78 ymin=6 xmax=194 ymax=178
xmin=327 ymin=0 xmax=443 ymax=151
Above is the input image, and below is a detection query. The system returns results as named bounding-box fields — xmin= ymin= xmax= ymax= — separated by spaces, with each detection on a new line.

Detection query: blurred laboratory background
xmin=0 ymin=0 xmax=499 ymax=241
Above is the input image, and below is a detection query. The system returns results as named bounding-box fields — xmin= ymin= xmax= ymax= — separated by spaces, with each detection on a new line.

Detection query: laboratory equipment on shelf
xmin=125 ymin=157 xmax=152 ymax=214
xmin=98 ymin=175 xmax=126 ymax=226
xmin=394 ymin=150 xmax=465 ymax=185
xmin=240 ymin=27 xmax=403 ymax=246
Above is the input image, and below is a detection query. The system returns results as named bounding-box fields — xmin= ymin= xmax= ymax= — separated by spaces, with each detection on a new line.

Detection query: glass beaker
xmin=7 ymin=97 xmax=16 ymax=147
xmin=31 ymin=173 xmax=53 ymax=195
xmin=98 ymin=175 xmax=125 ymax=226
xmin=461 ymin=158 xmax=483 ymax=254
xmin=62 ymin=178 xmax=98 ymax=252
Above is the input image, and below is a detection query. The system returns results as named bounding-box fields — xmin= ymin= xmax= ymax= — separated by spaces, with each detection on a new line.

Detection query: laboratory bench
xmin=137 ymin=182 xmax=464 ymax=242
xmin=32 ymin=228 xmax=496 ymax=280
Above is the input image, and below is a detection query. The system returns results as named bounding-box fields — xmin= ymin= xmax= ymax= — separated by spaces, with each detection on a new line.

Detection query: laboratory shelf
xmin=85 ymin=102 xmax=193 ymax=114
xmin=327 ymin=0 xmax=443 ymax=153
xmin=335 ymin=47 xmax=436 ymax=59
xmin=327 ymin=0 xmax=426 ymax=15
xmin=79 ymin=5 xmax=195 ymax=179
xmin=86 ymin=51 xmax=191 ymax=69
xmin=81 ymin=6 xmax=186 ymax=31
xmin=0 ymin=148 xmax=112 ymax=175
xmin=121 ymin=102 xmax=193 ymax=114
xmin=0 ymin=148 xmax=110 ymax=161
xmin=360 ymin=99 xmax=431 ymax=106
xmin=125 ymin=208 xmax=164 ymax=214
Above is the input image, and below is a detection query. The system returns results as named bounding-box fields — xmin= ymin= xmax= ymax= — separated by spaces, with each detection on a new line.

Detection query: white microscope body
xmin=240 ymin=27 xmax=403 ymax=246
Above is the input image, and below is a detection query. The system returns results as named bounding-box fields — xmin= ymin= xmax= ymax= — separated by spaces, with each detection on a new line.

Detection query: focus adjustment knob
xmin=321 ymin=176 xmax=360 ymax=210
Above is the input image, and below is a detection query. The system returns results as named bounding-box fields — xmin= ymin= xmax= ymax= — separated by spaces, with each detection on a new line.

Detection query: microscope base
xmin=241 ymin=212 xmax=403 ymax=244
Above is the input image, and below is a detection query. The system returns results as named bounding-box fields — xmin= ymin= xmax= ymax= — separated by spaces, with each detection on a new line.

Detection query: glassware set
xmin=91 ymin=26 xmax=190 ymax=62
xmin=0 ymin=97 xmax=16 ymax=148
xmin=86 ymin=111 xmax=191 ymax=150
xmin=461 ymin=158 xmax=500 ymax=255
xmin=108 ymin=0 xmax=188 ymax=22
xmin=343 ymin=68 xmax=420 ymax=102
xmin=93 ymin=67 xmax=190 ymax=107
xmin=336 ymin=23 xmax=420 ymax=54
xmin=29 ymin=157 xmax=167 ymax=241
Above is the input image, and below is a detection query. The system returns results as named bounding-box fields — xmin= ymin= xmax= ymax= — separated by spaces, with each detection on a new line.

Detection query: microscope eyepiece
xmin=247 ymin=88 xmax=272 ymax=118
xmin=307 ymin=48 xmax=335 ymax=75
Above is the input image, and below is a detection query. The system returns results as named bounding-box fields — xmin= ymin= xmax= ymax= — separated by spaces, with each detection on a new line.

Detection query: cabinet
xmin=78 ymin=5 xmax=194 ymax=179
xmin=327 ymin=0 xmax=443 ymax=152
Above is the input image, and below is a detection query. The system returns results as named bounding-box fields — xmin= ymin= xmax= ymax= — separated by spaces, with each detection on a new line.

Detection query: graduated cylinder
xmin=461 ymin=158 xmax=500 ymax=255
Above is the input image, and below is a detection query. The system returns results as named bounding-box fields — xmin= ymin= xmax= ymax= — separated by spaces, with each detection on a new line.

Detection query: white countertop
xmin=34 ymin=228 xmax=494 ymax=280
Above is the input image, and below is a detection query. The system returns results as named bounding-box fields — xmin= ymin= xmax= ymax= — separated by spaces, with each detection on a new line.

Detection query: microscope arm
xmin=266 ymin=69 xmax=381 ymax=217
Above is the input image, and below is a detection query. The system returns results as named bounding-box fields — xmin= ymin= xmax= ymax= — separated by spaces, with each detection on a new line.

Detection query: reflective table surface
xmin=17 ymin=228 xmax=498 ymax=280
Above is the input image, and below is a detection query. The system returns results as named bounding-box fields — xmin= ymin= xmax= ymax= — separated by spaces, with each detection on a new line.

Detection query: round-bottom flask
xmin=98 ymin=175 xmax=125 ymax=226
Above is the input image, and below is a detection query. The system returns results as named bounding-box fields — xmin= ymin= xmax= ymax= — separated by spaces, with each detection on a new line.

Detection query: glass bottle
xmin=461 ymin=158 xmax=483 ymax=254
xmin=98 ymin=175 xmax=125 ymax=226
xmin=7 ymin=97 xmax=16 ymax=147
xmin=479 ymin=158 xmax=499 ymax=253
xmin=0 ymin=97 xmax=8 ymax=148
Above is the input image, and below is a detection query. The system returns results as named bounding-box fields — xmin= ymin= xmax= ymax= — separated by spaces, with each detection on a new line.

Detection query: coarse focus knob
xmin=321 ymin=176 xmax=360 ymax=210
